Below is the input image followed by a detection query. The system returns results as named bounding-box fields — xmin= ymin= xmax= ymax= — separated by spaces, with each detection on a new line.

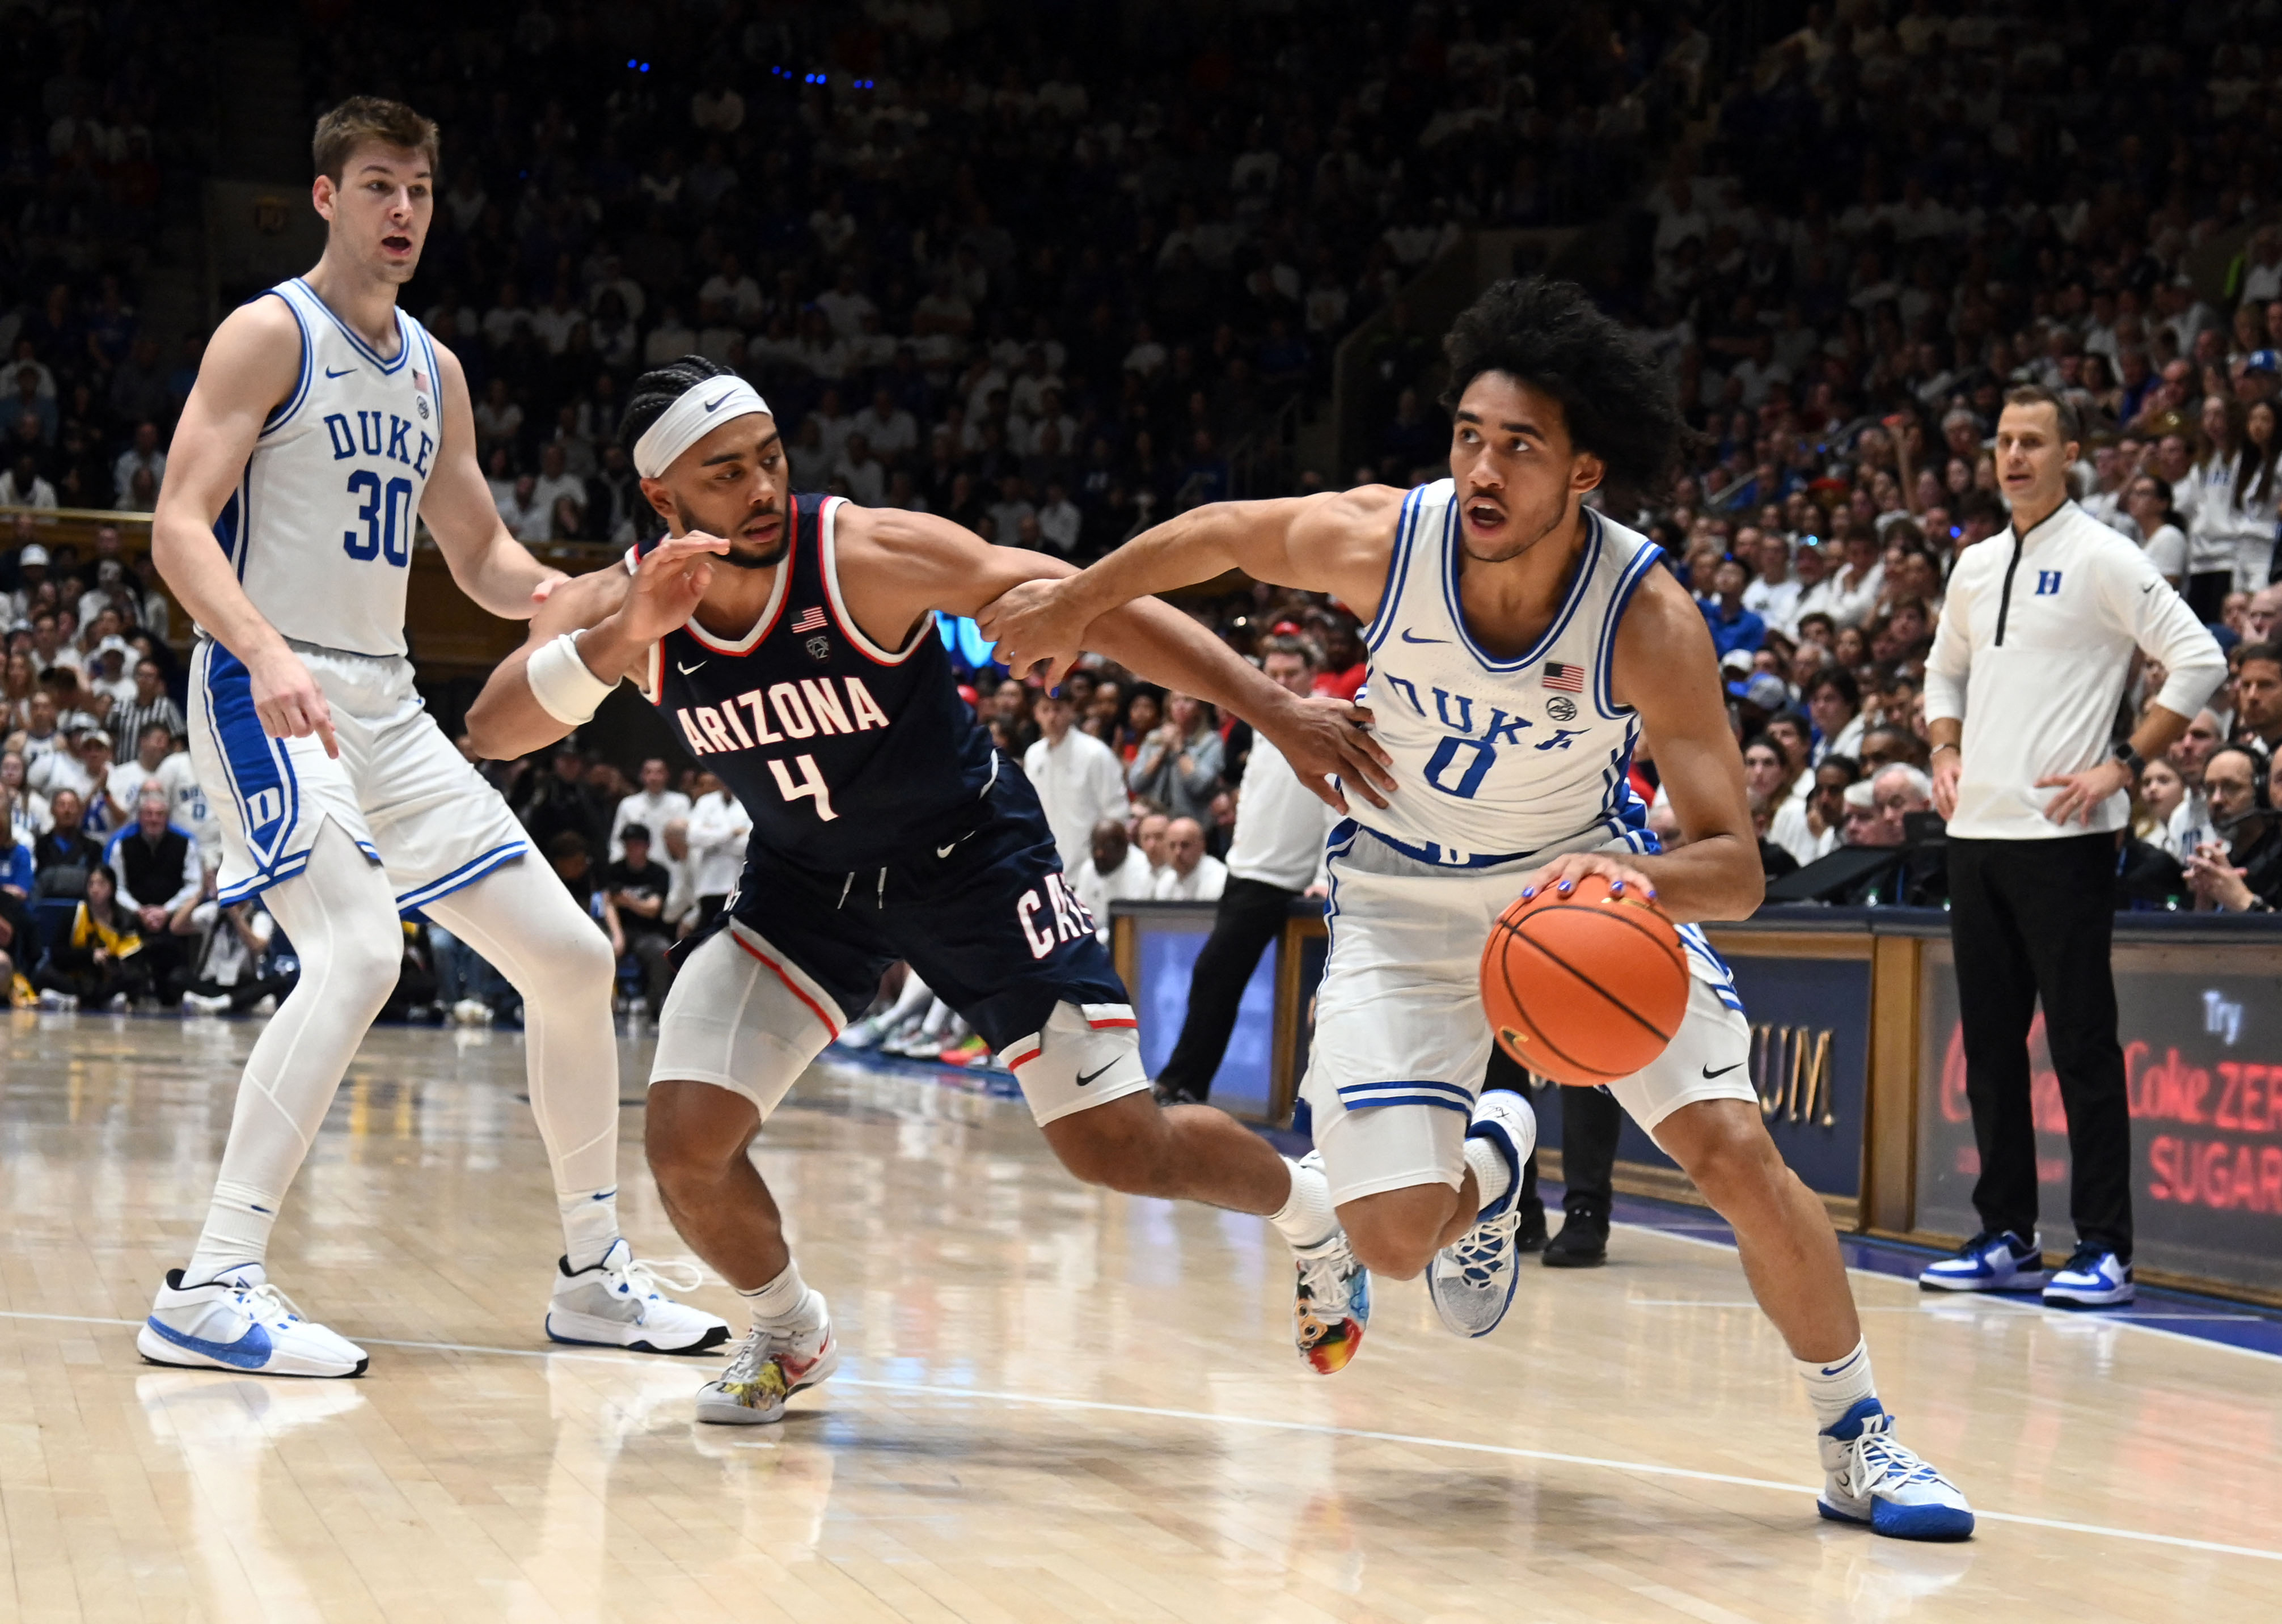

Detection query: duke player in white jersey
xmin=987 ymin=278 xmax=1973 ymax=1541
xmin=138 ymin=99 xmax=723 ymax=1377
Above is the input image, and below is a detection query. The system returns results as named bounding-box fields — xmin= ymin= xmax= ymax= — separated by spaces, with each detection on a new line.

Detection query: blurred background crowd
xmin=6 ymin=0 xmax=2282 ymax=1030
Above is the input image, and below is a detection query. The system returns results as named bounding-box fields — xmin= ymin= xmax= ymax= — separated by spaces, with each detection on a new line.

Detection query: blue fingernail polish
xmin=1611 ymin=881 xmax=1625 ymax=894
xmin=1557 ymin=880 xmax=1573 ymax=893
xmin=1521 ymin=886 xmax=1536 ymax=899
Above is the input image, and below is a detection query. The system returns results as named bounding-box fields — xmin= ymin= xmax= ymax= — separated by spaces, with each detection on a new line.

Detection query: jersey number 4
xmin=343 ymin=471 xmax=413 ymax=566
xmin=768 ymin=754 xmax=837 ymax=821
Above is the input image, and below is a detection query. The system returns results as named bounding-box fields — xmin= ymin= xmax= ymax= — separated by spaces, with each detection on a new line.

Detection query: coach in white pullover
xmin=1155 ymin=635 xmax=1333 ymax=1104
xmin=1920 ymin=386 xmax=2225 ymax=1308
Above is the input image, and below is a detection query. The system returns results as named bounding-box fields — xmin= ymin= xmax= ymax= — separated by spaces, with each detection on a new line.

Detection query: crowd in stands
xmin=0 ymin=2 xmax=209 ymax=516
xmin=11 ymin=0 xmax=2282 ymax=1030
xmin=310 ymin=2 xmax=1708 ymax=551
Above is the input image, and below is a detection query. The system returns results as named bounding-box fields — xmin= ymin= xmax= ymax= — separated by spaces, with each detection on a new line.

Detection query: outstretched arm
xmin=418 ymin=341 xmax=568 ymax=619
xmin=977 ymin=487 xmax=1405 ymax=688
xmin=850 ymin=507 xmax=1395 ymax=810
xmin=462 ymin=534 xmax=727 ymax=759
xmin=1527 ymin=568 xmax=1764 ymax=924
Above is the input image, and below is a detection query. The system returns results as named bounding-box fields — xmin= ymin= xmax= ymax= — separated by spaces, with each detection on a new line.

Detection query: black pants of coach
xmin=1947 ymin=832 xmax=2133 ymax=1258
xmin=1158 ymin=876 xmax=1300 ymax=1101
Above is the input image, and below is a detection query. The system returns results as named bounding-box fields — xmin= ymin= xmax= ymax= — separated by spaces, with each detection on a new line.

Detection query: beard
xmin=673 ymin=496 xmax=787 ymax=569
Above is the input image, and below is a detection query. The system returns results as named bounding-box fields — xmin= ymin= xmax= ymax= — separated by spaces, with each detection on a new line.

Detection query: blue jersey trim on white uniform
xmin=258 ymin=290 xmax=314 ymax=437
xmin=292 ymin=278 xmax=412 ymax=374
xmin=1440 ymin=504 xmax=1605 ymax=674
xmin=1592 ymin=539 xmax=1666 ymax=721
xmin=394 ymin=839 xmax=527 ymax=914
xmin=1360 ymin=486 xmax=1427 ymax=654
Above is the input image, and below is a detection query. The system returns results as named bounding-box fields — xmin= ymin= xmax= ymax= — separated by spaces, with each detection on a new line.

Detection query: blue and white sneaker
xmin=1817 ymin=1398 xmax=1975 ymax=1541
xmin=1426 ymin=1090 xmax=1538 ymax=1339
xmin=138 ymin=1266 xmax=369 ymax=1378
xmin=546 ymin=1240 xmax=733 ymax=1354
xmin=1916 ymin=1229 xmax=2049 ymax=1293
xmin=2042 ymin=1245 xmax=2134 ymax=1308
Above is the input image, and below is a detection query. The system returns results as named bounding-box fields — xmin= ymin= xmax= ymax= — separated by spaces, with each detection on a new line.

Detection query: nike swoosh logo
xmin=1702 ymin=1062 xmax=1744 ymax=1080
xmin=143 ymin=1315 xmax=274 ymax=1369
xmin=324 ymin=366 xmax=356 ymax=379
xmin=2140 ymin=581 xmax=2158 ymax=594
xmin=936 ymin=843 xmax=958 ymax=858
xmin=1400 ymin=628 xmax=1447 ymax=644
xmin=1075 ymin=1063 xmax=1115 ymax=1086
xmin=677 ymin=660 xmax=706 ymax=675
xmin=703 ymin=391 xmax=734 ymax=411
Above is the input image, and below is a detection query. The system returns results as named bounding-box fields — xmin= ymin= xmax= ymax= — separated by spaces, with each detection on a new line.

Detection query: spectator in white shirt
xmin=1021 ymin=689 xmax=1128 ymax=872
xmin=611 ymin=758 xmax=694 ymax=861
xmin=1153 ymin=635 xmax=1332 ymax=1101
xmin=111 ymin=421 xmax=165 ymax=505
xmin=1151 ymin=817 xmax=1227 ymax=901
xmin=1806 ymin=667 xmax=1867 ymax=766
xmin=682 ymin=771 xmax=751 ymax=930
xmin=530 ymin=443 xmax=585 ymax=540
xmin=834 ymin=433 xmax=887 ymax=507
xmin=1069 ymin=817 xmax=1154 ymax=942
xmin=851 ymin=388 xmax=918 ymax=463
xmin=1740 ymin=528 xmax=1802 ymax=633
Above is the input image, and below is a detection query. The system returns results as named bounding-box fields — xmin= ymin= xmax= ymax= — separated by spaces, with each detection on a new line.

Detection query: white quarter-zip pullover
xmin=1925 ymin=501 xmax=2225 ymax=841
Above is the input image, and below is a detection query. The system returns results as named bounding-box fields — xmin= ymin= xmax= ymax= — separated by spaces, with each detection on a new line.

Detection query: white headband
xmin=632 ymin=376 xmax=771 ymax=478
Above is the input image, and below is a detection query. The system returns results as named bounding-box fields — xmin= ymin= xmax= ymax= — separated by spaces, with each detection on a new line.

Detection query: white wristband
xmin=526 ymin=631 xmax=617 ymax=726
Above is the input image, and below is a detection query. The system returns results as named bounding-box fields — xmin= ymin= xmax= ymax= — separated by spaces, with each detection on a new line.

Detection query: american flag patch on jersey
xmin=790 ymin=607 xmax=828 ymax=634
xmin=1543 ymin=661 xmax=1584 ymax=692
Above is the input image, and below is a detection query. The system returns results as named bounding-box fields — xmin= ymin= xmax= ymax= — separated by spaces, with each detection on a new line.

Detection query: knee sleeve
xmin=649 ymin=924 xmax=834 ymax=1121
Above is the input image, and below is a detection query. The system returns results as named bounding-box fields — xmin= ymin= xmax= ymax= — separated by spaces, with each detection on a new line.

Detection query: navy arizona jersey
xmin=635 ymin=492 xmax=1000 ymax=873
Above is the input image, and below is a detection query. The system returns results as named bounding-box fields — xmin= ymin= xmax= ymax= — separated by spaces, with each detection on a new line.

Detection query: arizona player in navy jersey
xmin=465 ymin=356 xmax=1399 ymax=1423
xmin=986 ymin=279 xmax=1974 ymax=1541
xmin=141 ymin=98 xmax=722 ymax=1380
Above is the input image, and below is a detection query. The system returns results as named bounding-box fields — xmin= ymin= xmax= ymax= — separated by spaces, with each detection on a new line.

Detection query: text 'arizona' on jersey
xmin=1354 ymin=479 xmax=1665 ymax=865
xmin=214 ymin=277 xmax=442 ymax=659
xmin=636 ymin=493 xmax=999 ymax=873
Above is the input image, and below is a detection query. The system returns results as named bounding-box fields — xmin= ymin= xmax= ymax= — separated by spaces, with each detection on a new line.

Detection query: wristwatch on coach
xmin=2112 ymin=739 xmax=2145 ymax=775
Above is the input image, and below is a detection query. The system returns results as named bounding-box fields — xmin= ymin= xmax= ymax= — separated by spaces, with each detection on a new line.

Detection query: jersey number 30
xmin=343 ymin=471 xmax=413 ymax=566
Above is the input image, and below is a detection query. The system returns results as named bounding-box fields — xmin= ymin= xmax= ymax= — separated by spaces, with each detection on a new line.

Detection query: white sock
xmin=1267 ymin=1156 xmax=1338 ymax=1250
xmin=1797 ymin=1338 xmax=1878 ymax=1430
xmin=557 ymin=1188 xmax=621 ymax=1271
xmin=183 ymin=1179 xmax=280 ymax=1287
xmin=1463 ymin=1132 xmax=1516 ymax=1218
xmin=739 ymin=1260 xmax=809 ymax=1325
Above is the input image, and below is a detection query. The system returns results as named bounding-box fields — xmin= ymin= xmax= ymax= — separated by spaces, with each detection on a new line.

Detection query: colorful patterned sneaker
xmin=545 ymin=1240 xmax=732 ymax=1355
xmin=696 ymin=1289 xmax=840 ymax=1426
xmin=1426 ymin=1091 xmax=1537 ymax=1338
xmin=1817 ymin=1398 xmax=1975 ymax=1541
xmin=1917 ymin=1229 xmax=2049 ymax=1293
xmin=1291 ymin=1158 xmax=1370 ymax=1375
xmin=2042 ymin=1245 xmax=2134 ymax=1308
xmin=138 ymin=1266 xmax=369 ymax=1378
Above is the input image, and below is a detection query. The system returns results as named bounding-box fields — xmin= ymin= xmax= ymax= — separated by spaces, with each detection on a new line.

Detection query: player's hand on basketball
xmin=1270 ymin=697 xmax=1397 ymax=812
xmin=249 ymin=645 xmax=339 ymax=759
xmin=1518 ymin=851 xmax=1657 ymax=905
xmin=621 ymin=532 xmax=729 ymax=642
xmin=977 ymin=577 xmax=1089 ymax=689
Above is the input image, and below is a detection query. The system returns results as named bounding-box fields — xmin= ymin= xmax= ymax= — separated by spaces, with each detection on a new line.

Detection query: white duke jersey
xmin=1354 ymin=480 xmax=1663 ymax=865
xmin=211 ymin=277 xmax=443 ymax=658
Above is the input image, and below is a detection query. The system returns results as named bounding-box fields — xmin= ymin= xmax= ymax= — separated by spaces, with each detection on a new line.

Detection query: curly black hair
xmin=620 ymin=353 xmax=738 ymax=452
xmin=1439 ymin=277 xmax=1685 ymax=499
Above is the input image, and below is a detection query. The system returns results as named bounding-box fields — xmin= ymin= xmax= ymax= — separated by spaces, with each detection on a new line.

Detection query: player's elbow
xmin=460 ymin=686 xmax=527 ymax=762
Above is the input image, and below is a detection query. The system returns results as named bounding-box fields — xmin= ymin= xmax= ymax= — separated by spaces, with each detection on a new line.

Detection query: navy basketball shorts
xmin=649 ymin=772 xmax=1148 ymax=1126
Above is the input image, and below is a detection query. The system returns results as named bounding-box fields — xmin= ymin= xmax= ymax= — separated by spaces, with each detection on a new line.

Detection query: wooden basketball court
xmin=2 ymin=1012 xmax=2275 ymax=1621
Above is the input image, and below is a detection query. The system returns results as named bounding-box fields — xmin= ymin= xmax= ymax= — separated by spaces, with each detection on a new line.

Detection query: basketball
xmin=1480 ymin=873 xmax=1691 ymax=1086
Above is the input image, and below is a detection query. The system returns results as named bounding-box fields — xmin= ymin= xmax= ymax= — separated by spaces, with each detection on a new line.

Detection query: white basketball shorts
xmin=188 ymin=638 xmax=529 ymax=908
xmin=1303 ymin=824 xmax=1756 ymax=1207
xmin=651 ymin=920 xmax=1153 ymax=1127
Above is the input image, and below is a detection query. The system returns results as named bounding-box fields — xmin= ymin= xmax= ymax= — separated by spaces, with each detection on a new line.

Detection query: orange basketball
xmin=1480 ymin=872 xmax=1691 ymax=1086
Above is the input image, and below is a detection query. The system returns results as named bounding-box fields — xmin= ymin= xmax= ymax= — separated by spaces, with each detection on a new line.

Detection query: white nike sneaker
xmin=545 ymin=1240 xmax=732 ymax=1355
xmin=137 ymin=1266 xmax=368 ymax=1378
xmin=696 ymin=1289 xmax=840 ymax=1425
xmin=1426 ymin=1090 xmax=1538 ymax=1338
xmin=1817 ymin=1398 xmax=1975 ymax=1541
